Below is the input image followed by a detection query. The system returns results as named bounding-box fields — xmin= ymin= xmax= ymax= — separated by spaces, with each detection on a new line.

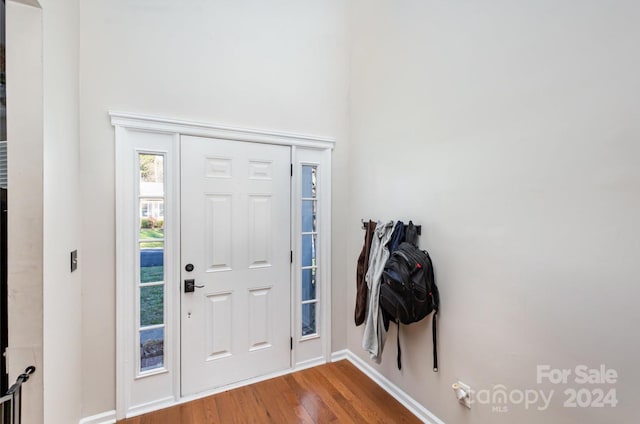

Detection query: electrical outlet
xmin=453 ymin=381 xmax=472 ymax=409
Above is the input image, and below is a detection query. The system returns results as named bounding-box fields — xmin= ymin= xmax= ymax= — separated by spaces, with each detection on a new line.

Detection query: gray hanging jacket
xmin=362 ymin=220 xmax=395 ymax=362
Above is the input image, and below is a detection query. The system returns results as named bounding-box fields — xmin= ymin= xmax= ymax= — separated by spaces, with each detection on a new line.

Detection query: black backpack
xmin=380 ymin=222 xmax=439 ymax=371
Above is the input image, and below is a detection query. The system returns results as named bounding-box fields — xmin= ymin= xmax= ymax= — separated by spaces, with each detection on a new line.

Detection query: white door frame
xmin=112 ymin=111 xmax=334 ymax=419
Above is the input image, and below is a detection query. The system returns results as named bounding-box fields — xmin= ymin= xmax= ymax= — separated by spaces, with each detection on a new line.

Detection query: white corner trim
xmin=345 ymin=351 xmax=446 ymax=424
xmin=330 ymin=349 xmax=349 ymax=362
xmin=78 ymin=410 xmax=116 ymax=424
xmin=109 ymin=111 xmax=336 ymax=150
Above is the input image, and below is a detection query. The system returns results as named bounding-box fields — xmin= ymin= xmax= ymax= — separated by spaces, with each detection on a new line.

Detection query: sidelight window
xmin=137 ymin=153 xmax=166 ymax=373
xmin=301 ymin=165 xmax=318 ymax=337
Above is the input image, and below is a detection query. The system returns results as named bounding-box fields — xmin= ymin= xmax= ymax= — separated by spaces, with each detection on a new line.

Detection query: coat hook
xmin=360 ymin=219 xmax=422 ymax=236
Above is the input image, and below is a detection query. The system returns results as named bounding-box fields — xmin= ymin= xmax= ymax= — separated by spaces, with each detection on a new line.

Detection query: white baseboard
xmin=79 ymin=410 xmax=116 ymax=424
xmin=345 ymin=350 xmax=445 ymax=424
xmin=330 ymin=349 xmax=348 ymax=362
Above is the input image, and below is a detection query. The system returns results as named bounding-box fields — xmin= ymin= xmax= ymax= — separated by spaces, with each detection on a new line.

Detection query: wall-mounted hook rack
xmin=361 ymin=219 xmax=421 ymax=236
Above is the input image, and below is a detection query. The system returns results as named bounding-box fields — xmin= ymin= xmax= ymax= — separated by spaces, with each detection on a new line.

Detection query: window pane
xmin=302 ymin=165 xmax=317 ymax=198
xmin=140 ymin=200 xmax=165 ymax=239
xmin=302 ymin=268 xmax=317 ymax=301
xmin=140 ymin=285 xmax=164 ymax=327
xmin=140 ymin=199 xmax=164 ymax=221
xmin=302 ymin=303 xmax=317 ymax=336
xmin=301 ymin=234 xmax=317 ymax=268
xmin=139 ymin=154 xmax=164 ymax=196
xmin=140 ymin=328 xmax=164 ymax=372
xmin=301 ymin=200 xmax=317 ymax=233
xmin=140 ymin=243 xmax=164 ymax=283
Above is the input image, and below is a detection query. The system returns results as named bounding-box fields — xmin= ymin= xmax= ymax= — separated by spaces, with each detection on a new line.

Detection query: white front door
xmin=180 ymin=135 xmax=291 ymax=396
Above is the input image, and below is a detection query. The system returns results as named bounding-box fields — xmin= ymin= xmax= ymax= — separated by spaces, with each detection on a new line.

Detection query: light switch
xmin=71 ymin=250 xmax=78 ymax=272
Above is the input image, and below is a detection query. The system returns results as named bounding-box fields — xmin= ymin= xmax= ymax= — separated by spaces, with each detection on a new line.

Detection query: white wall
xmin=41 ymin=0 xmax=82 ymax=423
xmin=78 ymin=0 xmax=349 ymax=417
xmin=6 ymin=3 xmax=43 ymax=423
xmin=8 ymin=1 xmax=83 ymax=423
xmin=347 ymin=1 xmax=640 ymax=423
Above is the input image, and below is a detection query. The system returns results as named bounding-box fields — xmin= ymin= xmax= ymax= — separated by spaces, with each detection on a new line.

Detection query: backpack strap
xmin=396 ymin=322 xmax=402 ymax=370
xmin=432 ymin=311 xmax=438 ymax=372
xmin=397 ymin=314 xmax=438 ymax=372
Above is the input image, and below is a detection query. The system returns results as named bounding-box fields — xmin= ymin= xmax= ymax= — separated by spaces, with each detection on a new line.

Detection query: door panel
xmin=181 ymin=135 xmax=291 ymax=396
xmin=205 ymin=194 xmax=233 ymax=272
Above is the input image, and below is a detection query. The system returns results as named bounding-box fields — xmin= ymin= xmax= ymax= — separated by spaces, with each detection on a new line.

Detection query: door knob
xmin=184 ymin=279 xmax=204 ymax=293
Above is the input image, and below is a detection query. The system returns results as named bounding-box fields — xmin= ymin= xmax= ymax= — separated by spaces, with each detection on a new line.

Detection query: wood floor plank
xmin=326 ymin=361 xmax=421 ymax=424
xmin=179 ymin=402 xmax=194 ymax=424
xmin=251 ymin=377 xmax=299 ymax=423
xmin=316 ymin=367 xmax=377 ymax=423
xmin=335 ymin=360 xmax=412 ymax=422
xmin=166 ymin=405 xmax=182 ymax=423
xmin=269 ymin=371 xmax=316 ymax=423
xmin=187 ymin=398 xmax=207 ymax=424
xmin=287 ymin=372 xmax=337 ymax=423
xmin=294 ymin=367 xmax=361 ymax=422
xmin=235 ymin=385 xmax=271 ymax=423
xmin=118 ymin=360 xmax=421 ymax=423
xmin=321 ymin=373 xmax=373 ymax=422
xmin=214 ymin=390 xmax=243 ymax=424
xmin=201 ymin=396 xmax=221 ymax=422
xmin=319 ymin=362 xmax=394 ymax=424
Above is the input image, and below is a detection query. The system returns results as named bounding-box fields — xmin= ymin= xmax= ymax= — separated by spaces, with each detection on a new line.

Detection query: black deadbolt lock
xmin=184 ymin=279 xmax=204 ymax=293
xmin=185 ymin=263 xmax=194 ymax=272
xmin=185 ymin=279 xmax=195 ymax=293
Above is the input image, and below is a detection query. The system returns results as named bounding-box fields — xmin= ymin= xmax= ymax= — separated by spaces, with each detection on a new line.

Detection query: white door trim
xmin=110 ymin=111 xmax=335 ymax=150
xmin=112 ymin=112 xmax=334 ymax=419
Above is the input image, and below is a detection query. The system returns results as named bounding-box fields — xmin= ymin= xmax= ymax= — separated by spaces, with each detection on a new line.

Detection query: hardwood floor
xmin=119 ymin=360 xmax=421 ymax=423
